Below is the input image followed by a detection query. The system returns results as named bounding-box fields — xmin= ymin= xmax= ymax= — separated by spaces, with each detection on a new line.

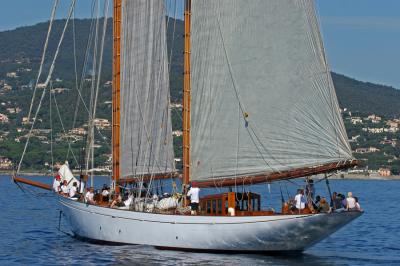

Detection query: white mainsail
xmin=190 ymin=0 xmax=352 ymax=182
xmin=120 ymin=0 xmax=175 ymax=178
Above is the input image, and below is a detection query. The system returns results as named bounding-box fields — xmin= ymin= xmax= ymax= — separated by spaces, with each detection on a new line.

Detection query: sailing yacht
xmin=14 ymin=0 xmax=362 ymax=252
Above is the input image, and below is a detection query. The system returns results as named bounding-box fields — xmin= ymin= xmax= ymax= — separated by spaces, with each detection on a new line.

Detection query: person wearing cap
xmin=346 ymin=192 xmax=356 ymax=211
xmin=52 ymin=174 xmax=61 ymax=193
xmin=187 ymin=182 xmax=200 ymax=215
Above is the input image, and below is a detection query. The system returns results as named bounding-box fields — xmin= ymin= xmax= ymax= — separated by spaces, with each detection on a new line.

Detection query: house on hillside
xmin=93 ymin=118 xmax=111 ymax=129
xmin=6 ymin=107 xmax=22 ymax=114
xmin=363 ymin=127 xmax=384 ymax=134
xmin=366 ymin=114 xmax=382 ymax=123
xmin=355 ymin=147 xmax=380 ymax=154
xmin=380 ymin=138 xmax=397 ymax=147
xmin=379 ymin=168 xmax=391 ymax=177
xmin=385 ymin=127 xmax=399 ymax=133
xmin=6 ymin=72 xmax=18 ymax=78
xmin=22 ymin=117 xmax=40 ymax=125
xmin=348 ymin=135 xmax=360 ymax=143
xmin=37 ymin=83 xmax=46 ymax=89
xmin=0 ymin=157 xmax=13 ymax=170
xmin=69 ymin=127 xmax=87 ymax=135
xmin=386 ymin=120 xmax=399 ymax=128
xmin=51 ymin=88 xmax=70 ymax=94
xmin=171 ymin=103 xmax=183 ymax=108
xmin=0 ymin=113 xmax=9 ymax=123
xmin=172 ymin=130 xmax=183 ymax=137
xmin=2 ymin=85 xmax=12 ymax=91
xmin=350 ymin=117 xmax=363 ymax=125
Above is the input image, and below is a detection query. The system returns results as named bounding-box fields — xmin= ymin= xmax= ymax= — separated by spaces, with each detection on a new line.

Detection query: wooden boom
xmin=194 ymin=160 xmax=358 ymax=188
xmin=13 ymin=176 xmax=52 ymax=191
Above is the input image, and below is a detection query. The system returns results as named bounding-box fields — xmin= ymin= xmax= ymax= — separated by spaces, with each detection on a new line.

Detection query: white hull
xmin=60 ymin=197 xmax=362 ymax=252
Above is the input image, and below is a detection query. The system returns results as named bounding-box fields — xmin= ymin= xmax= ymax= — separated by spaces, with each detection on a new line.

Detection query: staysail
xmin=190 ymin=0 xmax=352 ymax=183
xmin=120 ymin=0 xmax=175 ymax=178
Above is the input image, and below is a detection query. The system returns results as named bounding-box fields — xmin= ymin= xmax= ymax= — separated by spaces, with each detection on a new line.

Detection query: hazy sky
xmin=0 ymin=0 xmax=399 ymax=88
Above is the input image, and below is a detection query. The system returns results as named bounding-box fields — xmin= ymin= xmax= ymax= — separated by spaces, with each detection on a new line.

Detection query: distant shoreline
xmin=0 ymin=171 xmax=50 ymax=177
xmin=0 ymin=171 xmax=111 ymax=178
xmin=330 ymin=174 xmax=400 ymax=181
xmin=1 ymin=171 xmax=400 ymax=181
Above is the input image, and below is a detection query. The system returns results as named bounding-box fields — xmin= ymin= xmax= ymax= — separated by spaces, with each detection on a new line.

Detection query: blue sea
xmin=1 ymin=175 xmax=399 ymax=266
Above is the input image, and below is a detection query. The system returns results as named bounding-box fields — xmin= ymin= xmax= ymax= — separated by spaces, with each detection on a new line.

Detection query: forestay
xmin=120 ymin=0 xmax=175 ymax=178
xmin=190 ymin=0 xmax=352 ymax=182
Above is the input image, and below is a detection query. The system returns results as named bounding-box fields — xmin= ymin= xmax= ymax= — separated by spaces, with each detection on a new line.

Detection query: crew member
xmin=85 ymin=187 xmax=96 ymax=205
xmin=52 ymin=174 xmax=61 ymax=193
xmin=187 ymin=182 xmax=200 ymax=215
xmin=69 ymin=182 xmax=79 ymax=198
xmin=60 ymin=180 xmax=69 ymax=196
xmin=294 ymin=189 xmax=306 ymax=212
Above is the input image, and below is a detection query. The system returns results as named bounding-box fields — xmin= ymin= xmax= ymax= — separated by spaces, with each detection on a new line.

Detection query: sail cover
xmin=190 ymin=0 xmax=352 ymax=182
xmin=120 ymin=0 xmax=175 ymax=178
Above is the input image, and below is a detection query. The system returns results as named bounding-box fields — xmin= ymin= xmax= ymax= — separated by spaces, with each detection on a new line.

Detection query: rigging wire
xmin=17 ymin=0 xmax=77 ymax=173
xmin=89 ymin=0 xmax=110 ymax=185
xmin=120 ymin=1 xmax=175 ymax=201
xmin=27 ymin=0 xmax=59 ymax=121
xmin=50 ymin=82 xmax=54 ymax=176
xmin=66 ymin=3 xmax=79 ymax=160
xmin=71 ymin=0 xmax=98 ymax=131
xmin=51 ymin=88 xmax=79 ymax=166
xmin=86 ymin=0 xmax=101 ymax=183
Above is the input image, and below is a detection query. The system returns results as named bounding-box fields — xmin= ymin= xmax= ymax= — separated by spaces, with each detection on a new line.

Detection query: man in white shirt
xmin=85 ymin=187 xmax=96 ymax=205
xmin=69 ymin=182 xmax=78 ymax=198
xmin=60 ymin=180 xmax=69 ymax=195
xmin=294 ymin=189 xmax=306 ymax=211
xmin=187 ymin=182 xmax=200 ymax=215
xmin=52 ymin=175 xmax=61 ymax=193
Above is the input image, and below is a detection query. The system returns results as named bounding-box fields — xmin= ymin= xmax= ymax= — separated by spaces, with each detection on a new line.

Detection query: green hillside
xmin=333 ymin=73 xmax=400 ymax=118
xmin=1 ymin=19 xmax=400 ymax=117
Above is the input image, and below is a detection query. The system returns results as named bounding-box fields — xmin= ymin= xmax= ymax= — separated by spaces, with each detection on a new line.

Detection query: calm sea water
xmin=1 ymin=175 xmax=399 ymax=266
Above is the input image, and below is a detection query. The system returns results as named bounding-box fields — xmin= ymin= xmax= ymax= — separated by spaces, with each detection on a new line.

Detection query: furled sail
xmin=120 ymin=0 xmax=175 ymax=178
xmin=190 ymin=0 xmax=353 ymax=182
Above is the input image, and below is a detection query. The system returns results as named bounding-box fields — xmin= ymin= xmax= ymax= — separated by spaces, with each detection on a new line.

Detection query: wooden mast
xmin=112 ymin=0 xmax=122 ymax=193
xmin=182 ymin=0 xmax=192 ymax=194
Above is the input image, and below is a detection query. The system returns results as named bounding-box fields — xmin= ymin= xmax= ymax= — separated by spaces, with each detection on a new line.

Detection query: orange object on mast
xmin=112 ymin=0 xmax=122 ymax=193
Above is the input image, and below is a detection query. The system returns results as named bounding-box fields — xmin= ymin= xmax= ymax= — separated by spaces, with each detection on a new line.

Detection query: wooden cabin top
xmin=199 ymin=191 xmax=275 ymax=216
